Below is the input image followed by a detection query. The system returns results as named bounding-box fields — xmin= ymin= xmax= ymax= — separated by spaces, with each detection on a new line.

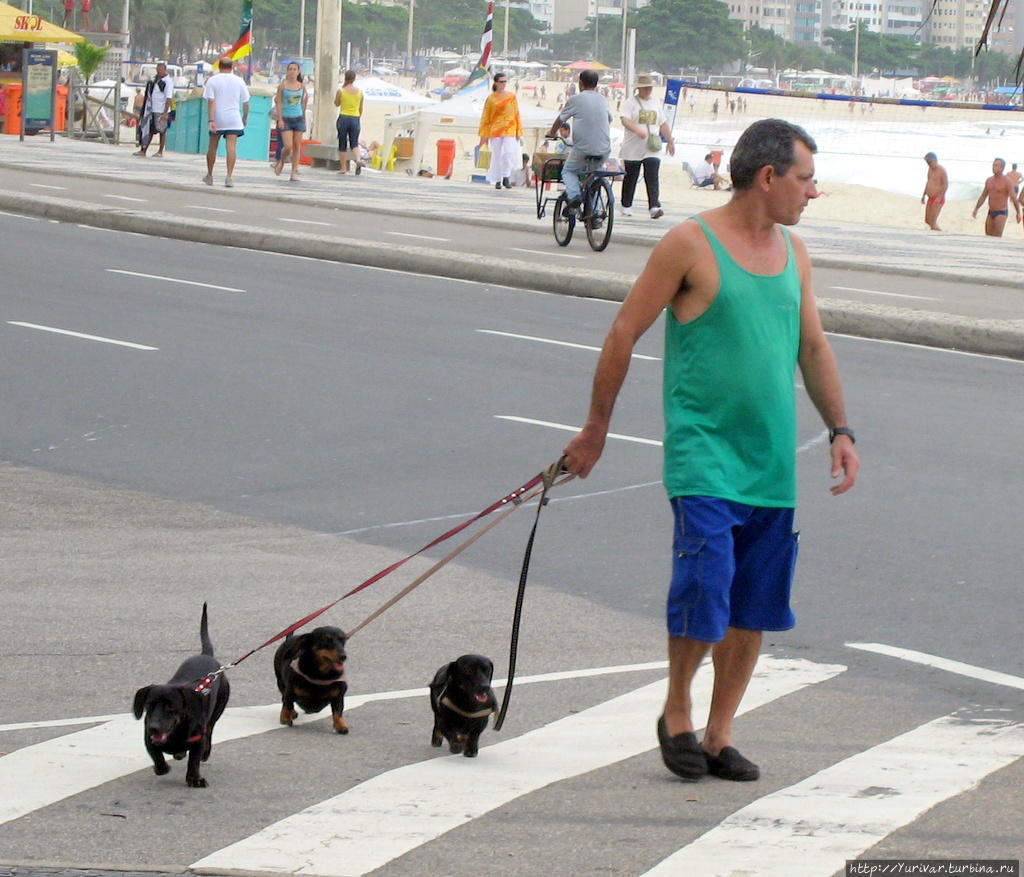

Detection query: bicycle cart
xmin=534 ymin=154 xmax=615 ymax=252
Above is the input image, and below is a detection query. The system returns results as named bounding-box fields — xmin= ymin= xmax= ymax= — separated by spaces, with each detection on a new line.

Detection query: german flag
xmin=226 ymin=0 xmax=253 ymax=61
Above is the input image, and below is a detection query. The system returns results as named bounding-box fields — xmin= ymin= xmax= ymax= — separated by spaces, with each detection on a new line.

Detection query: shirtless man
xmin=972 ymin=158 xmax=1021 ymax=237
xmin=1006 ymin=163 xmax=1022 ymax=195
xmin=921 ymin=152 xmax=948 ymax=231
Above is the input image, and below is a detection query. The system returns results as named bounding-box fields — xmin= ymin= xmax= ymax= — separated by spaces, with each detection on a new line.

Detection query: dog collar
xmin=290 ymin=657 xmax=346 ymax=685
xmin=440 ymin=695 xmax=494 ymax=720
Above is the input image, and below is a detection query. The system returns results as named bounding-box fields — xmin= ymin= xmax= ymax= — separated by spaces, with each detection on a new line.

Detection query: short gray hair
xmin=729 ymin=119 xmax=817 ymax=191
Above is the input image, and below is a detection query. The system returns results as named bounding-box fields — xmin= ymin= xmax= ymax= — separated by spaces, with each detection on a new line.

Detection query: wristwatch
xmin=829 ymin=426 xmax=855 ymax=444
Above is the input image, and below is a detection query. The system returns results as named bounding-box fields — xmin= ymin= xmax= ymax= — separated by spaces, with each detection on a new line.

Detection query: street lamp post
xmin=406 ymin=0 xmax=414 ymax=68
xmin=853 ymin=16 xmax=860 ymax=80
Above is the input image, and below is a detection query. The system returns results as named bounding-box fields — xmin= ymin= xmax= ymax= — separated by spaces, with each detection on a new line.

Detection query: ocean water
xmin=668 ymin=102 xmax=1024 ymax=199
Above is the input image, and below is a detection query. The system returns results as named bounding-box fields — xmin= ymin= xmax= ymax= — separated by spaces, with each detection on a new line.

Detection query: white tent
xmin=354 ymin=77 xmax=435 ymax=106
xmin=381 ymin=92 xmax=558 ymax=175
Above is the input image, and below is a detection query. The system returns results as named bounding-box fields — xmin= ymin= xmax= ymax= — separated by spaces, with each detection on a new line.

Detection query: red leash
xmin=202 ymin=465 xmax=558 ymax=683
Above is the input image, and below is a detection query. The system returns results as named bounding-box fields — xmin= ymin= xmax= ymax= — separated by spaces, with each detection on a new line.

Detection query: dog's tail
xmin=200 ymin=602 xmax=215 ymax=657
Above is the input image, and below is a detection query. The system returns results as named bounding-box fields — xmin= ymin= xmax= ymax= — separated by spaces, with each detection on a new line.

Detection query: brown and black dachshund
xmin=430 ymin=654 xmax=497 ymax=758
xmin=132 ymin=603 xmax=230 ymax=788
xmin=274 ymin=626 xmax=349 ymax=734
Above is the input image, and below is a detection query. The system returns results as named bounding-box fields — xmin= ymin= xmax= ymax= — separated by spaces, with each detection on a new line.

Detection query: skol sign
xmin=15 ymin=15 xmax=46 ymax=32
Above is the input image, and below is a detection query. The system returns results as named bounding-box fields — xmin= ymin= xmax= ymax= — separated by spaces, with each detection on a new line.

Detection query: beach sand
xmin=354 ymin=78 xmax=1020 ymax=239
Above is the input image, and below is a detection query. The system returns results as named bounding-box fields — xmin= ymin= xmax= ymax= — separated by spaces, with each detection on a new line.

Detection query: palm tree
xmin=72 ymin=40 xmax=109 ymax=132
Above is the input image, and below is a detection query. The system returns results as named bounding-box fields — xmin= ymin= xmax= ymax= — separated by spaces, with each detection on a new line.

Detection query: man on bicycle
xmin=546 ymin=70 xmax=613 ymax=213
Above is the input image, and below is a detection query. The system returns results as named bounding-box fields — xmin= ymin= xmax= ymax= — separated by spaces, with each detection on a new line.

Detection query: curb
xmin=3 ymin=190 xmax=1022 ymax=360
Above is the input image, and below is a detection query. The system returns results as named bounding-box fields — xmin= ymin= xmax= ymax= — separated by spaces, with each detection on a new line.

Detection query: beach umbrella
xmin=354 ymin=77 xmax=435 ymax=106
xmin=0 ymin=0 xmax=84 ymax=42
xmin=566 ymin=60 xmax=611 ymax=71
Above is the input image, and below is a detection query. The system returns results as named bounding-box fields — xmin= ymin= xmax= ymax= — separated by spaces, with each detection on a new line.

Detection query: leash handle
xmin=494 ymin=457 xmax=572 ymax=732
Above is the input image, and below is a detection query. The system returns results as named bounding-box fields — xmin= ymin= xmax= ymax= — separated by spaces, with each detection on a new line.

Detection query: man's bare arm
xmin=563 ymin=226 xmax=697 ymax=478
xmin=793 ymin=234 xmax=859 ymax=496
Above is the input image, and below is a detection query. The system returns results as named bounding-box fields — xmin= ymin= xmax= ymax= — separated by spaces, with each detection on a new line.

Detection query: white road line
xmin=512 ymin=247 xmax=585 ymax=259
xmin=496 ymin=415 xmax=663 ymax=446
xmin=280 ymin=218 xmax=333 ymax=226
xmin=102 ymin=194 xmax=148 ymax=203
xmin=0 ymin=661 xmax=669 ymax=824
xmin=0 ymin=211 xmax=40 ymax=220
xmin=641 ymin=712 xmax=1024 ymax=877
xmin=29 ymin=183 xmax=67 ymax=190
xmin=106 ymin=269 xmax=245 ymax=293
xmin=6 ymin=322 xmax=158 ymax=351
xmin=828 ymin=285 xmax=939 ymax=302
xmin=386 ymin=231 xmax=450 ymax=242
xmin=192 ymin=656 xmax=843 ymax=877
xmin=478 ymin=329 xmax=661 ymax=361
xmin=848 ymin=642 xmax=1024 ymax=691
xmin=188 ymin=205 xmax=235 ymax=213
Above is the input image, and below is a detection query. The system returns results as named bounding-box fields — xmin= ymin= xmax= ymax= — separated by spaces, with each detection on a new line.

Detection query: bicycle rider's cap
xmin=634 ymin=74 xmax=656 ymax=90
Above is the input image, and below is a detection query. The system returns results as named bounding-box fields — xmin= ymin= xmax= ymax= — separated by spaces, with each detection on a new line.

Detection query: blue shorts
xmin=668 ymin=496 xmax=799 ymax=642
xmin=280 ymin=116 xmax=306 ymax=133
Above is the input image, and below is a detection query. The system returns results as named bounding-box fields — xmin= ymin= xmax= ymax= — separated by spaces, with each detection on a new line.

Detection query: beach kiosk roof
xmin=566 ymin=60 xmax=611 ymax=71
xmin=0 ymin=1 xmax=84 ymax=42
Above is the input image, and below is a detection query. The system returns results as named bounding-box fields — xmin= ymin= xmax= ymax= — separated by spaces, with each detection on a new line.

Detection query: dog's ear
xmin=484 ymin=658 xmax=494 ymax=682
xmin=133 ymin=686 xmax=152 ymax=719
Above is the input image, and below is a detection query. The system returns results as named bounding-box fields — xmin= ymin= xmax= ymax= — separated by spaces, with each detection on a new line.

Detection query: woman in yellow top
xmin=478 ymin=72 xmax=523 ymax=190
xmin=334 ymin=70 xmax=363 ymax=175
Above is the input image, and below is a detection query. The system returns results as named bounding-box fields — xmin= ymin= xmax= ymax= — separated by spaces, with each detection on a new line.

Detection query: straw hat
xmin=634 ymin=74 xmax=656 ymax=90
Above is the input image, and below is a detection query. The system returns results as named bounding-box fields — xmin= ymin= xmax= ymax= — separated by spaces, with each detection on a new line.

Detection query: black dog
xmin=430 ymin=654 xmax=497 ymax=758
xmin=132 ymin=603 xmax=230 ymax=788
xmin=274 ymin=626 xmax=349 ymax=734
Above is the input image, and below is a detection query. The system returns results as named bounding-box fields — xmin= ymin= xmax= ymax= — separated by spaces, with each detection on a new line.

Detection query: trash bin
xmin=436 ymin=138 xmax=456 ymax=178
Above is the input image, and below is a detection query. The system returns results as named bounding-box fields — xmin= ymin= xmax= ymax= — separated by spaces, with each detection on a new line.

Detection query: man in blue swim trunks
xmin=563 ymin=118 xmax=859 ymax=783
xmin=972 ymin=157 xmax=1021 ymax=237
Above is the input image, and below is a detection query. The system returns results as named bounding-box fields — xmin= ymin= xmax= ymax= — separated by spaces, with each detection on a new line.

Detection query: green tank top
xmin=662 ymin=216 xmax=801 ymax=507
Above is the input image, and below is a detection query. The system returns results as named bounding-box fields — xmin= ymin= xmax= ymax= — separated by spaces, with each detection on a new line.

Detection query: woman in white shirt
xmin=618 ymin=74 xmax=675 ymax=219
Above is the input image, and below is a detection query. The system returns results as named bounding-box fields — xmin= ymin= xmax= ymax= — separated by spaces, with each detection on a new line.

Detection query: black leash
xmin=494 ymin=457 xmax=571 ymax=731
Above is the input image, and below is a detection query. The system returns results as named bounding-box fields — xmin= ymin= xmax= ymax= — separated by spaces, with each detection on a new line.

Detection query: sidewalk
xmin=1 ymin=136 xmax=1022 ymax=358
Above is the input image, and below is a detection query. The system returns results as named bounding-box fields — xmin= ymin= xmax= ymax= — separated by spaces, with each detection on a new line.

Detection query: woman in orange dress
xmin=478 ymin=72 xmax=523 ymax=190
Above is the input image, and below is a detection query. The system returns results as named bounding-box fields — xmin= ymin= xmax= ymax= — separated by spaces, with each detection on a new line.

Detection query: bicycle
xmin=535 ymin=150 xmax=616 ymax=252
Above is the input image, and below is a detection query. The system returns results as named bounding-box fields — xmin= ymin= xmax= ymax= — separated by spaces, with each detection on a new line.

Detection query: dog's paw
xmin=448 ymin=741 xmax=464 ymax=754
xmin=186 ymin=774 xmax=208 ymax=788
xmin=153 ymin=763 xmax=170 ymax=776
xmin=279 ymin=707 xmax=297 ymax=726
xmin=431 ymin=732 xmax=443 ymax=748
xmin=332 ymin=715 xmax=349 ymax=735
xmin=463 ymin=747 xmax=479 ymax=758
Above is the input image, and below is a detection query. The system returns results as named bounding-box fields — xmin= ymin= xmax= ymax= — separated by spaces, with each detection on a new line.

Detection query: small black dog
xmin=430 ymin=654 xmax=497 ymax=758
xmin=132 ymin=603 xmax=230 ymax=788
xmin=274 ymin=626 xmax=349 ymax=734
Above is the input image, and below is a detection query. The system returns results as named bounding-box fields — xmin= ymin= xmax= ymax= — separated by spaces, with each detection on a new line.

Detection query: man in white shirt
xmin=202 ymin=57 xmax=250 ymax=188
xmin=134 ymin=62 xmax=175 ymax=157
xmin=693 ymin=153 xmax=730 ymax=190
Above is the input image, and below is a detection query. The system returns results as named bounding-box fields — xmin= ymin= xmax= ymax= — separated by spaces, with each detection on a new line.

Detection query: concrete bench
xmin=303 ymin=144 xmax=342 ymax=170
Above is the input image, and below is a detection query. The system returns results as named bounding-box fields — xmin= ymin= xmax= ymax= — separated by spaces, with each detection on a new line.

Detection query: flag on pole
xmin=226 ymin=0 xmax=253 ymax=60
xmin=478 ymin=0 xmax=493 ymax=69
xmin=459 ymin=0 xmax=493 ymax=90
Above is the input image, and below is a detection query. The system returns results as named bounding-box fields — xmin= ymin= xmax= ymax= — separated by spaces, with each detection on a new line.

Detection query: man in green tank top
xmin=563 ymin=119 xmax=859 ymax=783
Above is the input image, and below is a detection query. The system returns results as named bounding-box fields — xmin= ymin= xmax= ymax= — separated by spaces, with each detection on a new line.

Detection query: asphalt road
xmin=2 ymin=164 xmax=1023 ymax=323
xmin=2 ymin=218 xmax=1023 ymax=875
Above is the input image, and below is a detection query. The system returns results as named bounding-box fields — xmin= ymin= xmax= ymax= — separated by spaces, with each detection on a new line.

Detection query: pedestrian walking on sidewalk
xmin=618 ymin=74 xmax=675 ymax=219
xmin=478 ymin=72 xmax=523 ymax=190
xmin=274 ymin=62 xmax=308 ymax=182
xmin=134 ymin=62 xmax=175 ymax=157
xmin=202 ymin=57 xmax=250 ymax=188
xmin=562 ymin=118 xmax=859 ymax=785
xmin=334 ymin=71 xmax=364 ymax=175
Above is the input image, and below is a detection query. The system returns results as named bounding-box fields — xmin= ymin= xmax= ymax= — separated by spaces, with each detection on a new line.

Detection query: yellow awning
xmin=0 ymin=0 xmax=84 ymax=43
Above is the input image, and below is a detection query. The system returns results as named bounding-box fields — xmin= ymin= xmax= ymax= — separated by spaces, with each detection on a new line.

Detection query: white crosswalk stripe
xmin=640 ymin=712 xmax=1024 ymax=877
xmin=191 ymin=656 xmax=844 ymax=877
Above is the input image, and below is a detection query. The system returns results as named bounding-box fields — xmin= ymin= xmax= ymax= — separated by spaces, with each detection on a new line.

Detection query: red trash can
xmin=437 ymin=139 xmax=456 ymax=178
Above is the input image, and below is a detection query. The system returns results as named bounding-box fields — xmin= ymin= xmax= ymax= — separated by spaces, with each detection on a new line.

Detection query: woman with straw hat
xmin=619 ymin=74 xmax=675 ymax=219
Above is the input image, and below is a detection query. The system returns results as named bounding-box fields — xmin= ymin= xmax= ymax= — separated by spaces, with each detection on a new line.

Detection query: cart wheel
xmin=553 ymin=194 xmax=575 ymax=247
xmin=585 ymin=177 xmax=614 ymax=252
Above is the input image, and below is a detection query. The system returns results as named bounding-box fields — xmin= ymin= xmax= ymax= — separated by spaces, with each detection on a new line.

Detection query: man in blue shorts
xmin=563 ymin=118 xmax=859 ymax=783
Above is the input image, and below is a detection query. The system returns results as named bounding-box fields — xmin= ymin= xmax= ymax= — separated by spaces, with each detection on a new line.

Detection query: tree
xmin=631 ymin=0 xmax=746 ymax=74
xmin=73 ymin=39 xmax=108 ymax=84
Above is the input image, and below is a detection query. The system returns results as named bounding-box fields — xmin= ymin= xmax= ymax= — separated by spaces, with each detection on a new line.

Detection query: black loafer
xmin=704 ymin=746 xmax=760 ymax=781
xmin=657 ymin=715 xmax=707 ymax=781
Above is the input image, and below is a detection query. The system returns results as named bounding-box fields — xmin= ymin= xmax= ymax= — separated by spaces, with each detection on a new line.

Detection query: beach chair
xmin=681 ymin=161 xmax=700 ymax=188
xmin=371 ymin=144 xmax=398 ymax=171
